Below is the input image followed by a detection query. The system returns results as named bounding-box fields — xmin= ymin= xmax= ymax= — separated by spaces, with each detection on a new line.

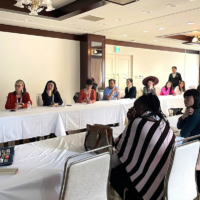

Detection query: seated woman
xmin=160 ymin=81 xmax=176 ymax=96
xmin=124 ymin=78 xmax=136 ymax=98
xmin=174 ymin=81 xmax=185 ymax=95
xmin=177 ymin=89 xmax=200 ymax=191
xmin=78 ymin=79 xmax=96 ymax=104
xmin=42 ymin=80 xmax=63 ymax=107
xmin=110 ymin=94 xmax=175 ymax=200
xmin=5 ymin=79 xmax=32 ymax=109
xmin=142 ymin=76 xmax=158 ymax=95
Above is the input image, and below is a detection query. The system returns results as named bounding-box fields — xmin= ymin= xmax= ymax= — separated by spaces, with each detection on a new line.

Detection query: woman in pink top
xmin=160 ymin=81 xmax=176 ymax=96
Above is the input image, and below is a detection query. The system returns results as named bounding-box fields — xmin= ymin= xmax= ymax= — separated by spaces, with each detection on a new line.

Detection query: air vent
xmin=80 ymin=15 xmax=105 ymax=22
xmin=106 ymin=0 xmax=139 ymax=5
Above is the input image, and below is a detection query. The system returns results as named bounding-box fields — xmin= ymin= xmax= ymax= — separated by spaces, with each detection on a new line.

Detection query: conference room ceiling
xmin=0 ymin=0 xmax=200 ymax=50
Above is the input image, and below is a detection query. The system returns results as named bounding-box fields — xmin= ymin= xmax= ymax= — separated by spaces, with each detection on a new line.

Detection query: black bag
xmin=73 ymin=92 xmax=80 ymax=103
xmin=0 ymin=147 xmax=15 ymax=167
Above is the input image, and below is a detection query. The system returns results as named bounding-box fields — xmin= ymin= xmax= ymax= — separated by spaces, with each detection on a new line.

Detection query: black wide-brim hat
xmin=142 ymin=76 xmax=159 ymax=86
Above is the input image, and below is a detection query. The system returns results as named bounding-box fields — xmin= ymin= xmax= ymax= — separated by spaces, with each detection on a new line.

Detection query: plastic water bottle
xmin=27 ymin=101 xmax=31 ymax=110
xmin=62 ymin=99 xmax=66 ymax=107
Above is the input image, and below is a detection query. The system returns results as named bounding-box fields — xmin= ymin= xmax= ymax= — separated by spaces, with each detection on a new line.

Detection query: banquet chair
xmin=36 ymin=93 xmax=43 ymax=106
xmin=164 ymin=135 xmax=200 ymax=200
xmin=59 ymin=145 xmax=112 ymax=200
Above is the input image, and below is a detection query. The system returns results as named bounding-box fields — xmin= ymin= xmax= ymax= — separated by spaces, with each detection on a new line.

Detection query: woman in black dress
xmin=42 ymin=80 xmax=63 ymax=107
xmin=124 ymin=78 xmax=137 ymax=98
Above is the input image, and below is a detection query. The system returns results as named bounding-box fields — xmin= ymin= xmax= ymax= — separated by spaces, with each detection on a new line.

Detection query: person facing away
xmin=160 ymin=81 xmax=176 ymax=96
xmin=5 ymin=79 xmax=32 ymax=109
xmin=102 ymin=79 xmax=121 ymax=100
xmin=174 ymin=81 xmax=185 ymax=95
xmin=110 ymin=93 xmax=175 ymax=200
xmin=142 ymin=76 xmax=159 ymax=95
xmin=42 ymin=80 xmax=63 ymax=107
xmin=168 ymin=66 xmax=182 ymax=89
xmin=78 ymin=79 xmax=96 ymax=104
xmin=124 ymin=78 xmax=137 ymax=98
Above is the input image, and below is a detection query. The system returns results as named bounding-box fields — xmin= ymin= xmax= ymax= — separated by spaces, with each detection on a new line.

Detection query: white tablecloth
xmin=111 ymin=96 xmax=185 ymax=117
xmin=0 ymin=102 xmax=126 ymax=143
xmin=0 ymin=125 xmax=126 ymax=200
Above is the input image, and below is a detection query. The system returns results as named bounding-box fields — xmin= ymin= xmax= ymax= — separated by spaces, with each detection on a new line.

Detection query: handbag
xmin=84 ymin=124 xmax=113 ymax=153
xmin=0 ymin=147 xmax=15 ymax=167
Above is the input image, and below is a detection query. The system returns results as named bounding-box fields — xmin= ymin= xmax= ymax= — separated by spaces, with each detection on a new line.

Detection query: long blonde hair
xmin=14 ymin=79 xmax=27 ymax=96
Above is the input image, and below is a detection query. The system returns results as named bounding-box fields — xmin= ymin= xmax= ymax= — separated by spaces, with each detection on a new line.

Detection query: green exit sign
xmin=115 ymin=46 xmax=120 ymax=53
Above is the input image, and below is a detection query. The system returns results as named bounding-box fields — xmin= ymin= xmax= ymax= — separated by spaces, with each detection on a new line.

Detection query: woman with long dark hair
xmin=174 ymin=81 xmax=185 ymax=95
xmin=5 ymin=79 xmax=32 ymax=109
xmin=42 ymin=80 xmax=63 ymax=107
xmin=160 ymin=81 xmax=176 ymax=96
xmin=110 ymin=94 xmax=175 ymax=200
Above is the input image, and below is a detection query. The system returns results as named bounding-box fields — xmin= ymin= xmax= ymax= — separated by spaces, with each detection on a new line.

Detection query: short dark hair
xmin=86 ymin=79 xmax=93 ymax=85
xmin=127 ymin=78 xmax=133 ymax=83
xmin=109 ymin=79 xmax=116 ymax=84
xmin=172 ymin=66 xmax=177 ymax=70
xmin=184 ymin=89 xmax=200 ymax=109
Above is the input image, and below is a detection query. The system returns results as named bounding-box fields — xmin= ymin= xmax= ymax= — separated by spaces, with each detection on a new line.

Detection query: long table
xmin=0 ymin=101 xmax=126 ymax=143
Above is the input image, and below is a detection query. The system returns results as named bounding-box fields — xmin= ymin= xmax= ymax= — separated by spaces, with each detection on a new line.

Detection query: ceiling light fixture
xmin=167 ymin=4 xmax=178 ymax=7
xmin=193 ymin=31 xmax=198 ymax=32
xmin=190 ymin=0 xmax=197 ymax=1
xmin=122 ymin=34 xmax=127 ymax=36
xmin=14 ymin=0 xmax=55 ymax=16
xmin=192 ymin=36 xmax=200 ymax=43
xmin=24 ymin=19 xmax=33 ymax=21
xmin=187 ymin=22 xmax=194 ymax=25
xmin=143 ymin=31 xmax=149 ymax=33
xmin=115 ymin=18 xmax=122 ymax=21
xmin=153 ymin=40 xmax=157 ymax=41
xmin=143 ymin=11 xmax=152 ymax=14
xmin=159 ymin=28 xmax=165 ymax=30
xmin=99 ymin=23 xmax=107 ymax=25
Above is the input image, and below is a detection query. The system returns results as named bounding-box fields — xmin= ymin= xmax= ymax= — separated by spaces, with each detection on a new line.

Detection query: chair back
xmin=59 ymin=146 xmax=112 ymax=200
xmin=155 ymin=87 xmax=160 ymax=96
xmin=36 ymin=93 xmax=43 ymax=106
xmin=98 ymin=91 xmax=104 ymax=101
xmin=73 ymin=92 xmax=79 ymax=103
xmin=164 ymin=136 xmax=200 ymax=200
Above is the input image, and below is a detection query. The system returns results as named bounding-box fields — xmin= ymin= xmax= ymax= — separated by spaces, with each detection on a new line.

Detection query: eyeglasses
xmin=15 ymin=85 xmax=22 ymax=88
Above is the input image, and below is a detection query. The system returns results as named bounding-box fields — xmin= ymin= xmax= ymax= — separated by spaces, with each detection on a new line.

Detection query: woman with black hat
xmin=143 ymin=76 xmax=159 ymax=95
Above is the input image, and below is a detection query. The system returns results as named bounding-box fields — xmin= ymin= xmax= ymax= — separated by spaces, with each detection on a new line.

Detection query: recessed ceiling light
xmin=122 ymin=34 xmax=127 ymax=36
xmin=190 ymin=0 xmax=197 ymax=1
xmin=143 ymin=11 xmax=152 ymax=14
xmin=143 ymin=31 xmax=149 ymax=33
xmin=80 ymin=28 xmax=87 ymax=30
xmin=99 ymin=23 xmax=107 ymax=25
xmin=193 ymin=31 xmax=198 ymax=32
xmin=115 ymin=18 xmax=122 ymax=21
xmin=187 ymin=22 xmax=194 ymax=25
xmin=167 ymin=4 xmax=178 ymax=7
xmin=153 ymin=40 xmax=157 ymax=41
xmin=159 ymin=28 xmax=165 ymax=30
xmin=24 ymin=19 xmax=33 ymax=22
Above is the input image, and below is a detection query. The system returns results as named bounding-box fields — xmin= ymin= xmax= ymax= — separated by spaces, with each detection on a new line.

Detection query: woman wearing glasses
xmin=5 ymin=79 xmax=32 ymax=109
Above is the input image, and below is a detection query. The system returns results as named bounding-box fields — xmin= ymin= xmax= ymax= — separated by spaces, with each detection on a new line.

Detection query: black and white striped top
xmin=115 ymin=117 xmax=175 ymax=200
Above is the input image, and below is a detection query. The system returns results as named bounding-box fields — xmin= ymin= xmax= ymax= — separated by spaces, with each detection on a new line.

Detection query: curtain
xmin=91 ymin=57 xmax=102 ymax=87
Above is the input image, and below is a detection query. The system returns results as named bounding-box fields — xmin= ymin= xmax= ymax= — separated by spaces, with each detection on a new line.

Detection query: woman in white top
xmin=174 ymin=81 xmax=185 ymax=95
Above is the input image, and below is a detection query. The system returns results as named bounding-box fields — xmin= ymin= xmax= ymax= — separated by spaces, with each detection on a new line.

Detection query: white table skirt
xmin=0 ymin=102 xmax=126 ymax=143
xmin=0 ymin=126 xmax=126 ymax=200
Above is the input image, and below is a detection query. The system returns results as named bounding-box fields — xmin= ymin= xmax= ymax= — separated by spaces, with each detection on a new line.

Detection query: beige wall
xmin=106 ymin=45 xmax=199 ymax=91
xmin=0 ymin=32 xmax=80 ymax=109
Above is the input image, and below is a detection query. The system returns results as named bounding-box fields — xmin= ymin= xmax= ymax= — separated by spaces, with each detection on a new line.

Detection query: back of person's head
xmin=43 ymin=80 xmax=57 ymax=94
xmin=15 ymin=79 xmax=27 ymax=96
xmin=136 ymin=93 xmax=167 ymax=122
xmin=184 ymin=89 xmax=200 ymax=109
xmin=86 ymin=79 xmax=93 ymax=85
xmin=109 ymin=79 xmax=116 ymax=84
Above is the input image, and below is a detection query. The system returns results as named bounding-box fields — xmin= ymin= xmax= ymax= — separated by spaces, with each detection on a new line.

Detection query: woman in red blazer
xmin=78 ymin=79 xmax=96 ymax=104
xmin=5 ymin=79 xmax=32 ymax=109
